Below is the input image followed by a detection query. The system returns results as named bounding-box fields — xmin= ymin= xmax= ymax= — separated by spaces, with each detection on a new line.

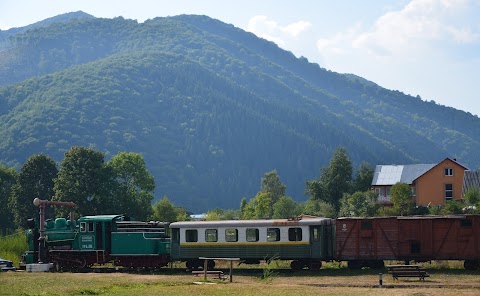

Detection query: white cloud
xmin=313 ymin=0 xmax=480 ymax=116
xmin=282 ymin=21 xmax=312 ymax=37
xmin=247 ymin=15 xmax=311 ymax=47
xmin=318 ymin=0 xmax=480 ymax=58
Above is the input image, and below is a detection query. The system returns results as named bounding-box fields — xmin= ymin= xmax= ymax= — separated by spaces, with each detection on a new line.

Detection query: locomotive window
xmin=246 ymin=228 xmax=259 ymax=242
xmin=88 ymin=222 xmax=94 ymax=232
xmin=225 ymin=228 xmax=238 ymax=242
xmin=361 ymin=221 xmax=372 ymax=230
xmin=80 ymin=222 xmax=86 ymax=232
xmin=185 ymin=229 xmax=198 ymax=242
xmin=205 ymin=229 xmax=218 ymax=242
xmin=267 ymin=228 xmax=280 ymax=242
xmin=288 ymin=228 xmax=302 ymax=241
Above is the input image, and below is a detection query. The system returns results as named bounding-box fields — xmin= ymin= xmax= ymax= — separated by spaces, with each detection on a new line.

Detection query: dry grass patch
xmin=1 ymin=267 xmax=479 ymax=296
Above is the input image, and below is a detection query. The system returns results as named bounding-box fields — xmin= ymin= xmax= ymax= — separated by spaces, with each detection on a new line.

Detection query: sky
xmin=1 ymin=0 xmax=479 ymax=116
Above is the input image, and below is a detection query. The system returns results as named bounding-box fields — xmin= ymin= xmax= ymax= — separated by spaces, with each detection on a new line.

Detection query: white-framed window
xmin=267 ymin=228 xmax=280 ymax=242
xmin=288 ymin=227 xmax=302 ymax=241
xmin=445 ymin=184 xmax=453 ymax=200
xmin=411 ymin=187 xmax=416 ymax=196
xmin=445 ymin=168 xmax=453 ymax=176
xmin=386 ymin=187 xmax=391 ymax=197
xmin=205 ymin=229 xmax=217 ymax=242
xmin=246 ymin=228 xmax=259 ymax=242
xmin=225 ymin=228 xmax=238 ymax=242
xmin=185 ymin=229 xmax=198 ymax=242
xmin=374 ymin=188 xmax=381 ymax=196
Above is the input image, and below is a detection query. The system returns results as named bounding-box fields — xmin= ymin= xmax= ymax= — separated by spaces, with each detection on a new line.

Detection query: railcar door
xmin=310 ymin=226 xmax=323 ymax=259
xmin=170 ymin=228 xmax=180 ymax=259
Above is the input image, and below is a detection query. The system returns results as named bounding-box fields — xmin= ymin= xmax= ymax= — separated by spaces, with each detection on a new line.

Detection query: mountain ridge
xmin=0 ymin=12 xmax=478 ymax=212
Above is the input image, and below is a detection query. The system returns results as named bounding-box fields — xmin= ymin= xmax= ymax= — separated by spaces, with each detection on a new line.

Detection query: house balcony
xmin=377 ymin=195 xmax=391 ymax=204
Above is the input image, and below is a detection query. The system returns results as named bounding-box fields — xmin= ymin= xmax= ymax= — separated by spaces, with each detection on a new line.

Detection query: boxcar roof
xmin=170 ymin=217 xmax=333 ymax=228
xmin=79 ymin=215 xmax=123 ymax=222
xmin=337 ymin=215 xmax=473 ymax=220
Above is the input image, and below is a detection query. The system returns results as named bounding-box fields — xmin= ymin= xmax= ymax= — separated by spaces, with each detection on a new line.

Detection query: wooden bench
xmin=192 ymin=270 xmax=227 ymax=280
xmin=386 ymin=265 xmax=429 ymax=281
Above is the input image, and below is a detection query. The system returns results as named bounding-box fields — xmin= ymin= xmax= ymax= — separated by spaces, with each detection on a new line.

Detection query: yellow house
xmin=371 ymin=158 xmax=468 ymax=206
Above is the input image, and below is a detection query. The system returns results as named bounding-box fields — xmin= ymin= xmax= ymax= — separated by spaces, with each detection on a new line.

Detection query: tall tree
xmin=53 ymin=146 xmax=108 ymax=216
xmin=272 ymin=196 xmax=297 ymax=219
xmin=352 ymin=161 xmax=374 ymax=193
xmin=0 ymin=165 xmax=17 ymax=233
xmin=10 ymin=154 xmax=57 ymax=227
xmin=306 ymin=147 xmax=353 ymax=210
xmin=339 ymin=191 xmax=379 ymax=217
xmin=106 ymin=152 xmax=155 ymax=220
xmin=261 ymin=170 xmax=286 ymax=204
xmin=390 ymin=182 xmax=414 ymax=216
xmin=152 ymin=196 xmax=178 ymax=222
xmin=464 ymin=187 xmax=480 ymax=207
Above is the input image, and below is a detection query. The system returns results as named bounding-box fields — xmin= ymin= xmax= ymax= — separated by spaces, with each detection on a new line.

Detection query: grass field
xmin=1 ymin=265 xmax=480 ymax=296
xmin=0 ymin=231 xmax=27 ymax=266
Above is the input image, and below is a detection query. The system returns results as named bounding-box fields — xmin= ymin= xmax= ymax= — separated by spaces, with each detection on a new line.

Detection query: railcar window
xmin=361 ymin=221 xmax=372 ymax=230
xmin=225 ymin=228 xmax=238 ymax=242
xmin=461 ymin=219 xmax=473 ymax=227
xmin=205 ymin=229 xmax=218 ymax=242
xmin=88 ymin=222 xmax=94 ymax=232
xmin=288 ymin=228 xmax=302 ymax=241
xmin=185 ymin=229 xmax=198 ymax=242
xmin=267 ymin=228 xmax=280 ymax=242
xmin=410 ymin=241 xmax=421 ymax=254
xmin=313 ymin=227 xmax=320 ymax=241
xmin=246 ymin=228 xmax=259 ymax=242
xmin=80 ymin=222 xmax=86 ymax=232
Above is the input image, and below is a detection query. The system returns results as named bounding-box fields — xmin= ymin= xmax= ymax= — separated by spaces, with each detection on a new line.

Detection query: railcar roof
xmin=78 ymin=215 xmax=124 ymax=222
xmin=170 ymin=217 xmax=333 ymax=228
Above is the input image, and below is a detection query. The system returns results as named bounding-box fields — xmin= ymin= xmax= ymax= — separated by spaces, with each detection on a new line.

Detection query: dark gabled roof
xmin=463 ymin=170 xmax=480 ymax=195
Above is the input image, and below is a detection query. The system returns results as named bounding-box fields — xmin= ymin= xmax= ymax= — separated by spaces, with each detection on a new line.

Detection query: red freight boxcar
xmin=336 ymin=215 xmax=480 ymax=269
xmin=336 ymin=217 xmax=397 ymax=269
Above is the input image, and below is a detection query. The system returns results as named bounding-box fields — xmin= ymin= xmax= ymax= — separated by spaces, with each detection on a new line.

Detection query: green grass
xmin=0 ymin=231 xmax=27 ymax=267
xmin=1 ymin=267 xmax=480 ymax=296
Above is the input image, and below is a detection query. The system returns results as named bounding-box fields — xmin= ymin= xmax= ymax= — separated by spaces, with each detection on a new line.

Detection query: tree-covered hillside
xmin=0 ymin=13 xmax=479 ymax=212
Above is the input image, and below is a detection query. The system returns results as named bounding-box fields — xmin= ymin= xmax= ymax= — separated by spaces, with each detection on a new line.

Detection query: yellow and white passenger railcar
xmin=169 ymin=217 xmax=334 ymax=270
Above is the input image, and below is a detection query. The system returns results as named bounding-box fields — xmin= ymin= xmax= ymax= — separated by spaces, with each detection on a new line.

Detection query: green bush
xmin=0 ymin=231 xmax=27 ymax=267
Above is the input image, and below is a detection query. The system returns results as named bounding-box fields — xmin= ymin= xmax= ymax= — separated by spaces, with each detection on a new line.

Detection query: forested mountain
xmin=0 ymin=13 xmax=478 ymax=212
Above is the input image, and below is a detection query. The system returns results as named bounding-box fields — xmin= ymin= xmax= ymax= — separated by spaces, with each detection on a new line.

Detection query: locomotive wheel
xmin=77 ymin=257 xmax=87 ymax=269
xmin=290 ymin=260 xmax=304 ymax=271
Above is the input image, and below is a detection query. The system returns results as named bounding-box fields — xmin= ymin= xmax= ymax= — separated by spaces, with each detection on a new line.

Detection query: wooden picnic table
xmin=198 ymin=257 xmax=240 ymax=283
xmin=386 ymin=265 xmax=429 ymax=281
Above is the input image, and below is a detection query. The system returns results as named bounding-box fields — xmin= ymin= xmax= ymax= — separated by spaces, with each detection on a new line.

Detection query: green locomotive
xmin=23 ymin=198 xmax=170 ymax=270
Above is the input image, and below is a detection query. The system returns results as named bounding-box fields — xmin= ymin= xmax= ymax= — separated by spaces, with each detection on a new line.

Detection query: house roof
xmin=463 ymin=170 xmax=480 ymax=195
xmin=372 ymin=164 xmax=436 ymax=186
xmin=372 ymin=157 xmax=469 ymax=186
